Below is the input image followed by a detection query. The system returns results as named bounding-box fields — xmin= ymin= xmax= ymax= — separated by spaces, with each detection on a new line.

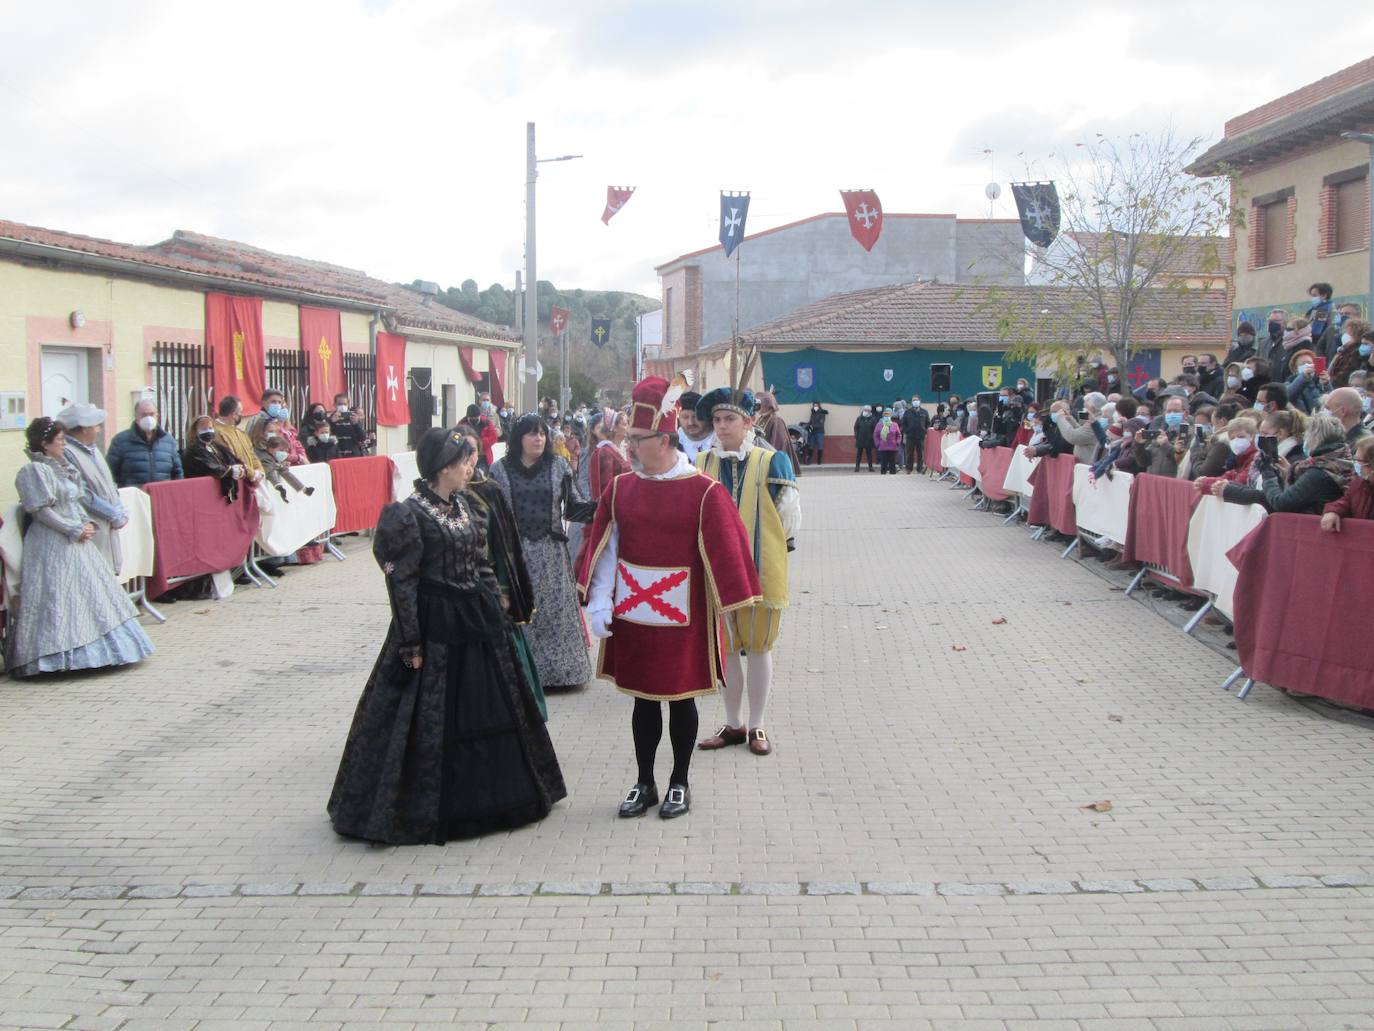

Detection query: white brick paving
xmin=2 ymin=469 xmax=1373 ymax=1027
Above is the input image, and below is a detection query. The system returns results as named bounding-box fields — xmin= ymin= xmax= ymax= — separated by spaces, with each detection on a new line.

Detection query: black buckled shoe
xmin=617 ymin=783 xmax=658 ymax=818
xmin=658 ymin=783 xmax=691 ymax=819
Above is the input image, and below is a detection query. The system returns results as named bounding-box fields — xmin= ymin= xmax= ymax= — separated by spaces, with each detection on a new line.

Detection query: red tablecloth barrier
xmin=145 ymin=478 xmax=261 ymax=599
xmin=923 ymin=434 xmax=944 ymax=473
xmin=977 ymin=447 xmax=1014 ymax=502
xmin=1229 ymin=513 xmax=1374 ymax=710
xmin=329 ymin=456 xmax=395 ymax=533
xmin=1026 ymin=454 xmax=1077 ymax=535
xmin=1121 ymin=474 xmax=1200 ymax=586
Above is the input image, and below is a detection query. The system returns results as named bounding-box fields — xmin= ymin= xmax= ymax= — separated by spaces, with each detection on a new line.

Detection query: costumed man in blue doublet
xmin=693 ymin=385 xmax=801 ymax=756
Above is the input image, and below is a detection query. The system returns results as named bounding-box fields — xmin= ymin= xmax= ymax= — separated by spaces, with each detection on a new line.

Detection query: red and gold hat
xmin=628 ymin=372 xmax=692 ymax=435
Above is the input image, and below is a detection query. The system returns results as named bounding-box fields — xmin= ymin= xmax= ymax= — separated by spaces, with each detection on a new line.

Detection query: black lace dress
xmin=327 ymin=483 xmax=566 ymax=844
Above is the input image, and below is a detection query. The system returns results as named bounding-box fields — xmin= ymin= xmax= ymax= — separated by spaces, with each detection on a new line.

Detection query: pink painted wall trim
xmin=26 ymin=315 xmax=116 ymax=422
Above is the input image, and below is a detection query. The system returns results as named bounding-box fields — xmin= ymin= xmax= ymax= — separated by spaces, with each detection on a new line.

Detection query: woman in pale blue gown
xmin=6 ymin=418 xmax=154 ymax=677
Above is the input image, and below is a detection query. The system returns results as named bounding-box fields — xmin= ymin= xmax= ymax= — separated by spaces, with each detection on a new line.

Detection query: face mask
xmin=1342 ymin=334 xmax=1354 ymax=347
xmin=1364 ymin=396 xmax=1372 ymax=413
xmin=266 ymin=404 xmax=288 ymax=420
xmin=1361 ymin=343 xmax=1373 ymax=358
xmin=137 ymin=415 xmax=158 ymax=433
xmin=966 ymin=405 xmax=975 ymax=413
xmin=1229 ymin=437 xmax=1252 ymax=456
xmin=1241 ymin=368 xmax=1255 ymax=381
xmin=336 ymin=404 xmax=349 ymax=414
xmin=1050 ymin=412 xmax=1063 ymax=424
xmin=1239 ymin=334 xmax=1255 ymax=345
xmin=1298 ymin=364 xmax=1313 ymax=377
xmin=1354 ymin=461 xmax=1365 ymax=478
xmin=197 ymin=429 xmax=215 ymax=443
xmin=317 ymin=432 xmax=331 ymax=443
xmin=1226 ymin=376 xmax=1240 ymax=389
xmin=1164 ymin=412 xmax=1185 ymax=427
xmin=1107 ymin=375 xmax=1117 ymax=383
xmin=273 ymin=450 xmax=288 ymax=463
xmin=1182 ymin=364 xmax=1196 ymax=372
xmin=1310 ymin=297 xmax=1327 ymax=307
xmin=1268 ymin=320 xmax=1283 ymax=336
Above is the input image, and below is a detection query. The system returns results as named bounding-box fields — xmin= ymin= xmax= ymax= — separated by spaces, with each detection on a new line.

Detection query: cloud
xmin=1 ymin=0 xmax=1371 ymax=303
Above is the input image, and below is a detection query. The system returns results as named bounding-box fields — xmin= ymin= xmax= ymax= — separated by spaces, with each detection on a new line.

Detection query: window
xmin=1333 ymin=176 xmax=1369 ymax=254
xmin=1257 ymin=200 xmax=1287 ymax=267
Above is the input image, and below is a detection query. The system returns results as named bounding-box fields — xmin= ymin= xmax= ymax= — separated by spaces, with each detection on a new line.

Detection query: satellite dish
xmin=533 ymin=362 xmax=544 ymax=380
xmin=984 ymin=182 xmax=1002 ymax=201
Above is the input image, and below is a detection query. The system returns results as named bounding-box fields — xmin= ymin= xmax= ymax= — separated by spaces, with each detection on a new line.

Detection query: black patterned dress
xmin=327 ymin=483 xmax=566 ymax=845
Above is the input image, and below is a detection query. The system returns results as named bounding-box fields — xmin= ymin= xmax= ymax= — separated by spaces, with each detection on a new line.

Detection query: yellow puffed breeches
xmin=724 ymin=604 xmax=783 ymax=654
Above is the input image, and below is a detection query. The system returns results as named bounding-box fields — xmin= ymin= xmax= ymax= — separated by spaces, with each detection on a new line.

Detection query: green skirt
xmin=512 ymin=624 xmax=547 ymax=720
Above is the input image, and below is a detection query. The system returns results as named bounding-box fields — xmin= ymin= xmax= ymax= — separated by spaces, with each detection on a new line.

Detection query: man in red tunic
xmin=577 ymin=376 xmax=761 ymax=819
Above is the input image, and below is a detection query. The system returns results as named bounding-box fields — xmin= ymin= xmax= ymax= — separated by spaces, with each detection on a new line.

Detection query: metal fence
xmin=344 ymin=352 xmax=376 ymax=435
xmin=266 ymin=349 xmax=311 ymax=427
xmin=150 ymin=343 xmax=213 ymax=448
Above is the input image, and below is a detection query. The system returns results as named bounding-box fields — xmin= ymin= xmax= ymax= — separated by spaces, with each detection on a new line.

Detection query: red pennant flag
xmin=206 ymin=293 xmax=266 ymax=413
xmin=375 ymin=331 xmax=410 ymax=426
xmin=840 ymin=189 xmax=884 ymax=251
xmin=549 ymin=305 xmax=570 ymax=335
xmin=300 ymin=306 xmax=345 ymax=405
xmin=602 ymin=186 xmax=635 ymax=224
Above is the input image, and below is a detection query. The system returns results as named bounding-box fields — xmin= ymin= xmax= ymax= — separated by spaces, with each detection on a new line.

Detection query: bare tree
xmin=981 ymin=130 xmax=1235 ymax=383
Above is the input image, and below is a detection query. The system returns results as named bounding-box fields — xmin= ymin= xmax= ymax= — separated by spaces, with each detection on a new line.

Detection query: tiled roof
xmin=0 ymin=218 xmax=515 ymax=342
xmin=700 ymin=280 xmax=1229 ymax=352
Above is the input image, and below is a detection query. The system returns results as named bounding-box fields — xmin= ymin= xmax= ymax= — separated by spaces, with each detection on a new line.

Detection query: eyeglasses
xmin=625 ymin=433 xmax=665 ymax=447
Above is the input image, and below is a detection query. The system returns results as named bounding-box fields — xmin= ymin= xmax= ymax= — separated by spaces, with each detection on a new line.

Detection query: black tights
xmin=631 ymin=698 xmax=698 ymax=787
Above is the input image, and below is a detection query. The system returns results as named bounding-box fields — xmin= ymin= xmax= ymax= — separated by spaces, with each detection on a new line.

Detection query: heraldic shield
xmin=982 ymin=366 xmax=1003 ymax=389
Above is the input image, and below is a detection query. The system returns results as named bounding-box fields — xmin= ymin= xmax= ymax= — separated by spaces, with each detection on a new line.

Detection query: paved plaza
xmin=2 ymin=470 xmax=1373 ymax=1029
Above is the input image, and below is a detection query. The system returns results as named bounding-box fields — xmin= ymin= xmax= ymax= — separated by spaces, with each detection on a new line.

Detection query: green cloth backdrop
xmin=761 ymin=348 xmax=1037 ymax=405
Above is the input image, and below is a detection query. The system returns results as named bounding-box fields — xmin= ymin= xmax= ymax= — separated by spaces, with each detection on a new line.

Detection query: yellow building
xmin=0 ymin=220 xmax=517 ymax=499
xmin=1188 ymin=57 xmax=1373 ymax=330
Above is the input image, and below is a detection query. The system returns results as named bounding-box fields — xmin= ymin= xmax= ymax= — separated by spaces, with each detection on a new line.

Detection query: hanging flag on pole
xmin=601 ymin=186 xmax=635 ymax=224
xmin=591 ymin=318 xmax=612 ymax=348
xmin=839 ymin=189 xmax=884 ymax=251
xmin=549 ymin=306 xmax=570 ymax=335
xmin=719 ymin=192 xmax=750 ymax=257
xmin=1010 ymin=182 xmax=1061 ymax=248
xmin=375 ymin=331 xmax=410 ymax=426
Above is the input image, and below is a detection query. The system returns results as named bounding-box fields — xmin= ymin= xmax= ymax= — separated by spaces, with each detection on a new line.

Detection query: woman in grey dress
xmin=489 ymin=415 xmax=595 ymax=691
xmin=7 ymin=418 xmax=154 ymax=677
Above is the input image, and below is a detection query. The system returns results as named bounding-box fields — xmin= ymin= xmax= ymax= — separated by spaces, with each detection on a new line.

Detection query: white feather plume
xmin=659 ymin=370 xmax=694 ymax=416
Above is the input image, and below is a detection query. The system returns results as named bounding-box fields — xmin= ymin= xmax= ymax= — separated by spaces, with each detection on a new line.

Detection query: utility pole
xmin=1341 ymin=132 xmax=1374 ymax=319
xmin=523 ymin=123 xmax=538 ymax=414
xmin=522 ymin=122 xmax=582 ymax=415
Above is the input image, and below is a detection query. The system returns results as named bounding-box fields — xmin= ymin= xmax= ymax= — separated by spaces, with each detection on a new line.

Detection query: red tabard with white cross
xmin=576 ymin=469 xmax=761 ymax=701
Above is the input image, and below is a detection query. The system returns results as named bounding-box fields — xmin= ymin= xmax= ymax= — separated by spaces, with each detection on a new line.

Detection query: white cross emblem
xmin=854 ymin=203 xmax=879 ymax=229
xmin=386 ymin=364 xmax=399 ymax=401
xmin=723 ymin=207 xmax=742 ymax=237
xmin=552 ymin=312 xmax=565 ymax=331
xmin=1024 ymin=198 xmax=1052 ymax=231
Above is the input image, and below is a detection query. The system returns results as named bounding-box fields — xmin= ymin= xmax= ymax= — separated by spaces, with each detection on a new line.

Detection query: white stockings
xmin=721 ymin=651 xmax=773 ymax=729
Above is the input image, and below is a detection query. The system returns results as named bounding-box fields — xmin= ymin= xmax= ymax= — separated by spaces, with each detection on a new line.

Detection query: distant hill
xmin=419 ymin=279 xmax=660 ymax=398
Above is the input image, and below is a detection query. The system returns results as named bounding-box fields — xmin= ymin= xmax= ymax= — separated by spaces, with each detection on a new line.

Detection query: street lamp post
xmin=521 ymin=122 xmax=581 ymax=415
xmin=1340 ymin=131 xmax=1374 ymax=319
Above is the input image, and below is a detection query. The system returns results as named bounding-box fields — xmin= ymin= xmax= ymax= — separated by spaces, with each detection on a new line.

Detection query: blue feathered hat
xmin=696 ymin=386 xmax=756 ymax=422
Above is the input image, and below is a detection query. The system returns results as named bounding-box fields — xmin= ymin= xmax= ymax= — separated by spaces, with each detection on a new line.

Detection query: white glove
xmin=589 ymin=608 xmax=614 ymax=639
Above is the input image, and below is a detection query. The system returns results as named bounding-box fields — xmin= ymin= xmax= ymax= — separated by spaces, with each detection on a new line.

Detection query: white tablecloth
xmin=944 ymin=435 xmax=984 ymax=480
xmin=939 ymin=431 xmax=962 ymax=467
xmin=1003 ymin=448 xmax=1040 ymax=497
xmin=1186 ymin=495 xmax=1267 ymax=620
xmin=1072 ymin=465 xmax=1134 ymax=545
xmin=114 ymin=486 xmax=156 ymax=584
xmin=390 ymin=450 xmax=419 ymax=501
xmin=255 ymin=463 xmax=338 ymax=556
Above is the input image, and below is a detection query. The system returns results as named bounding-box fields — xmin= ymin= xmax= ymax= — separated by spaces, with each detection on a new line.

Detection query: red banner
xmin=840 ymin=189 xmax=884 ymax=252
xmin=602 ymin=186 xmax=635 ymax=224
xmin=375 ymin=331 xmax=410 ymax=426
xmin=458 ymin=347 xmax=479 ymax=383
xmin=488 ymin=350 xmax=506 ymax=407
xmin=549 ymin=306 xmax=570 ymax=336
xmin=206 ymin=293 xmax=266 ymax=414
xmin=300 ymin=306 xmax=345 ymax=406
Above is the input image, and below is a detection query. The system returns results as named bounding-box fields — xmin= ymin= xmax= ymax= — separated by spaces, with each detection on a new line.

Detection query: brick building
xmin=1188 ymin=57 xmax=1374 ymax=331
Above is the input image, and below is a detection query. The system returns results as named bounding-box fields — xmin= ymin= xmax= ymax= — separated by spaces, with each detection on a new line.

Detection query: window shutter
xmin=1334 ymin=178 xmax=1368 ymax=254
xmin=1261 ymin=201 xmax=1287 ymax=266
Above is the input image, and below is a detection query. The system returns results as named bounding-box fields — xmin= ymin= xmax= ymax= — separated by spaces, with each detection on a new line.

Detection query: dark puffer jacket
xmin=106 ymin=423 xmax=184 ymax=487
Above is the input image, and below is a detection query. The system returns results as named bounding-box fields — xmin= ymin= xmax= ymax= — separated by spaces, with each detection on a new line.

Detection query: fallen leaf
xmin=193 ymin=608 xmax=210 ymax=615
xmin=1081 ymin=800 xmax=1113 ymax=812
xmin=992 ymin=617 xmax=1007 ymax=625
xmin=1107 ymin=714 xmax=1123 ymax=722
xmin=1063 ymin=601 xmax=1073 ymax=606
xmin=709 ymin=972 xmax=722 ymax=982
xmin=952 ymin=644 xmax=968 ymax=652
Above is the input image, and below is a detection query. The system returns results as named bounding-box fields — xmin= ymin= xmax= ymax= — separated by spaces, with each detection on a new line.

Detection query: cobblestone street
xmin=2 ymin=469 xmax=1372 ymax=1029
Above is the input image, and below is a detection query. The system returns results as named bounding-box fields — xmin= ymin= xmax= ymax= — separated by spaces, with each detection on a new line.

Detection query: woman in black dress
xmin=327 ymin=427 xmax=566 ymax=844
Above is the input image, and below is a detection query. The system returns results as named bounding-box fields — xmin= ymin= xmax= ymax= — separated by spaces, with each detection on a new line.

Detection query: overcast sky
xmin=2 ymin=0 xmax=1372 ymax=300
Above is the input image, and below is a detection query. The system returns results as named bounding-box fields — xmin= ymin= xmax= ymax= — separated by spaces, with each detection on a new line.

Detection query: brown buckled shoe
xmin=747 ymin=728 xmax=772 ymax=756
xmin=698 ymin=725 xmax=747 ymax=749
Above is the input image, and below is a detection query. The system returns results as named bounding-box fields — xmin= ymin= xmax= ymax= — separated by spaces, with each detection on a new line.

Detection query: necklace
xmin=413 ymin=488 xmax=472 ymax=532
